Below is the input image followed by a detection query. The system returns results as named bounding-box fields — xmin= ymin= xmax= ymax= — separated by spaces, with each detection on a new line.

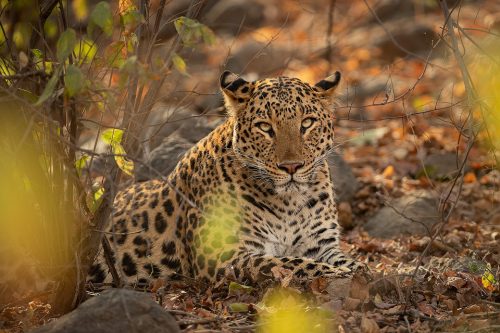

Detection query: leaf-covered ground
xmin=1 ymin=0 xmax=499 ymax=332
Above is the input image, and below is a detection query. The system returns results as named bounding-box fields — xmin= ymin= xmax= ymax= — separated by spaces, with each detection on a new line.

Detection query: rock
xmin=349 ymin=18 xmax=442 ymax=63
xmin=31 ymin=289 xmax=180 ymax=333
xmin=135 ymin=119 xmax=216 ymax=182
xmin=374 ymin=22 xmax=438 ymax=62
xmin=338 ymin=202 xmax=353 ymax=229
xmin=203 ymin=0 xmax=266 ymax=35
xmin=420 ymin=152 xmax=467 ymax=180
xmin=135 ymin=134 xmax=193 ymax=182
xmin=363 ymin=190 xmax=439 ymax=238
xmin=329 ymin=152 xmax=359 ymax=203
xmin=369 ymin=0 xmax=414 ymax=22
xmin=140 ymin=104 xmax=208 ymax=154
xmin=225 ymin=40 xmax=293 ymax=74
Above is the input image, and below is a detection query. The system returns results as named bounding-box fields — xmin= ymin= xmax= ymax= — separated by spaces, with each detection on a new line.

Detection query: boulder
xmin=31 ymin=289 xmax=180 ymax=333
xmin=329 ymin=152 xmax=360 ymax=203
xmin=363 ymin=190 xmax=440 ymax=238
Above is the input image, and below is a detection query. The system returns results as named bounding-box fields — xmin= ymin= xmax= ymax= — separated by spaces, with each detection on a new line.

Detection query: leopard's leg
xmin=226 ymin=251 xmax=353 ymax=282
xmin=297 ymin=193 xmax=364 ymax=272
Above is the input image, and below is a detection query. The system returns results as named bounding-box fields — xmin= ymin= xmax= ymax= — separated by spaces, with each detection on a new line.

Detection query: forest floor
xmin=1 ymin=0 xmax=499 ymax=332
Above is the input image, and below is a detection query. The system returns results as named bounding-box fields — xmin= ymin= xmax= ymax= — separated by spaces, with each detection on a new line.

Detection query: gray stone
xmin=31 ymin=289 xmax=180 ymax=333
xmin=135 ymin=134 xmax=193 ymax=182
xmin=421 ymin=152 xmax=467 ymax=180
xmin=329 ymin=152 xmax=359 ymax=203
xmin=363 ymin=190 xmax=440 ymax=239
xmin=135 ymin=108 xmax=218 ymax=181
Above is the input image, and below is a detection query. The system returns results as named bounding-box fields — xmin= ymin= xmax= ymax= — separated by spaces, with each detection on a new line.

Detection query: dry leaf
xmin=417 ymin=302 xmax=434 ymax=317
xmin=446 ymin=276 xmax=467 ymax=289
xmin=361 ymin=315 xmax=380 ymax=333
xmin=310 ymin=277 xmax=329 ymax=294
xmin=271 ymin=266 xmax=293 ymax=288
xmin=343 ymin=297 xmax=361 ymax=311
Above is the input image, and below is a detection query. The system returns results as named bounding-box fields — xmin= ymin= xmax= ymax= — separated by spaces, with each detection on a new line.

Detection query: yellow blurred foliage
xmin=257 ymin=288 xmax=335 ymax=333
xmin=0 ymin=102 xmax=78 ymax=298
xmin=469 ymin=37 xmax=500 ymax=153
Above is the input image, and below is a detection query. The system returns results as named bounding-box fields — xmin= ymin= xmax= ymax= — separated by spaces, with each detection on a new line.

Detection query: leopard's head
xmin=220 ymin=71 xmax=341 ymax=194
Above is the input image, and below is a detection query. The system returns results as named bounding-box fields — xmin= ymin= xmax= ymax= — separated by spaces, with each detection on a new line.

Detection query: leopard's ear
xmin=220 ymin=71 xmax=254 ymax=113
xmin=314 ymin=71 xmax=341 ymax=98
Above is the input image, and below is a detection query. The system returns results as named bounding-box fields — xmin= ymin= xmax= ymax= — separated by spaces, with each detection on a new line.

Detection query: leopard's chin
xmin=274 ymin=180 xmax=308 ymax=194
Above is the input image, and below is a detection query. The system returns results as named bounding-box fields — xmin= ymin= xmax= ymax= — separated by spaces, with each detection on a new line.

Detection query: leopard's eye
xmin=256 ymin=122 xmax=272 ymax=133
xmin=301 ymin=118 xmax=315 ymax=129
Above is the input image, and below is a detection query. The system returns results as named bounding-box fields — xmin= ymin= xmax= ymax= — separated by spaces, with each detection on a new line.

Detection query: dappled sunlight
xmin=195 ymin=191 xmax=241 ymax=271
xmin=469 ymin=38 xmax=500 ymax=154
xmin=257 ymin=288 xmax=335 ymax=333
xmin=0 ymin=105 xmax=77 ymax=300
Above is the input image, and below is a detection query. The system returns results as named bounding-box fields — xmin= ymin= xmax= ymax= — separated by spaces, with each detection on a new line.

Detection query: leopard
xmin=88 ymin=71 xmax=363 ymax=287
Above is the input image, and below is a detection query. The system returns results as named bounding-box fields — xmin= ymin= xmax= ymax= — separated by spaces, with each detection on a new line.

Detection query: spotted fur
xmin=88 ymin=71 xmax=362 ymax=286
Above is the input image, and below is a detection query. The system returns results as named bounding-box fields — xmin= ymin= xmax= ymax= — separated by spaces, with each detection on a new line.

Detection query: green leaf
xmin=200 ymin=25 xmax=216 ymax=45
xmin=35 ymin=70 xmax=59 ymax=105
xmin=119 ymin=55 xmax=137 ymax=74
xmin=65 ymin=65 xmax=85 ymax=97
xmin=174 ymin=16 xmax=215 ymax=47
xmin=172 ymin=53 xmax=187 ymax=75
xmin=104 ymin=41 xmax=126 ymax=68
xmin=88 ymin=1 xmax=113 ymax=37
xmin=88 ymin=186 xmax=105 ymax=213
xmin=73 ymin=38 xmax=98 ymax=64
xmin=112 ymin=143 xmax=134 ymax=176
xmin=229 ymin=303 xmax=249 ymax=313
xmin=228 ymin=281 xmax=253 ymax=295
xmin=75 ymin=154 xmax=89 ymax=176
xmin=101 ymin=128 xmax=123 ymax=146
xmin=120 ymin=8 xmax=143 ymax=31
xmin=31 ymin=48 xmax=43 ymax=59
xmin=101 ymin=128 xmax=133 ymax=176
xmin=56 ymin=29 xmax=77 ymax=62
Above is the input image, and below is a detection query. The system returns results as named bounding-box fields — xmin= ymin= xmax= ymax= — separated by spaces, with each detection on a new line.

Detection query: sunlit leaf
xmin=44 ymin=18 xmax=58 ymax=39
xmin=101 ymin=128 xmax=124 ymax=146
xmin=229 ymin=281 xmax=253 ymax=295
xmin=120 ymin=8 xmax=143 ymax=31
xmin=88 ymin=186 xmax=105 ymax=213
xmin=119 ymin=0 xmax=136 ymax=12
xmin=229 ymin=303 xmax=249 ymax=313
xmin=74 ymin=38 xmax=98 ymax=64
xmin=56 ymin=29 xmax=77 ymax=62
xmin=112 ymin=142 xmax=134 ymax=176
xmin=88 ymin=1 xmax=113 ymax=37
xmin=126 ymin=33 xmax=138 ymax=52
xmin=200 ymin=25 xmax=216 ymax=45
xmin=481 ymin=265 xmax=497 ymax=292
xmin=174 ymin=16 xmax=215 ymax=47
xmin=75 ymin=154 xmax=89 ymax=176
xmin=72 ymin=0 xmax=88 ymax=21
xmin=35 ymin=70 xmax=60 ymax=105
xmin=101 ymin=128 xmax=133 ymax=176
xmin=31 ymin=48 xmax=43 ymax=60
xmin=13 ymin=22 xmax=31 ymax=49
xmin=64 ymin=65 xmax=85 ymax=97
xmin=172 ymin=53 xmax=187 ymax=75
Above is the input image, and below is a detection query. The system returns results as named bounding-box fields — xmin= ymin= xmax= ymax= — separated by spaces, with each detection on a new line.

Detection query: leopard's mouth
xmin=274 ymin=178 xmax=308 ymax=193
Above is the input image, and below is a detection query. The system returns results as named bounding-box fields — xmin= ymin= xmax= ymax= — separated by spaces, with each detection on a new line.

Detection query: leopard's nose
xmin=277 ymin=161 xmax=304 ymax=175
